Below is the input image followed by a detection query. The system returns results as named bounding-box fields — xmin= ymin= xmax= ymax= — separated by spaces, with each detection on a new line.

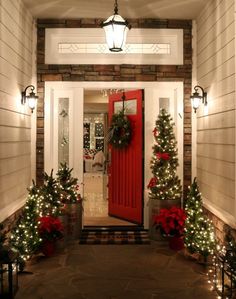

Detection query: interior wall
xmin=196 ymin=0 xmax=235 ymax=225
xmin=0 ymin=0 xmax=35 ymax=222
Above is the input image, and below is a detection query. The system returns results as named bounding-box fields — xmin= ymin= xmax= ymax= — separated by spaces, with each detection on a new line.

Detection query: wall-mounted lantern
xmin=21 ymin=85 xmax=38 ymax=113
xmin=190 ymin=85 xmax=207 ymax=113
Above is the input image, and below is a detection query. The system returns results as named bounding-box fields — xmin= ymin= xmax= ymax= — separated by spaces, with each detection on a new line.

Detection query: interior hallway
xmin=15 ymin=241 xmax=215 ymax=299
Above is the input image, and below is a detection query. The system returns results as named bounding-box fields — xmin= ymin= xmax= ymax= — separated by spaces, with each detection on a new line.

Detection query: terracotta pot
xmin=41 ymin=241 xmax=56 ymax=257
xmin=168 ymin=236 xmax=184 ymax=251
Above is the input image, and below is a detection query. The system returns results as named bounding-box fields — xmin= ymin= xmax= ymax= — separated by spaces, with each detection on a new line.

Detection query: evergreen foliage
xmin=41 ymin=170 xmax=61 ymax=216
xmin=147 ymin=109 xmax=182 ymax=200
xmin=184 ymin=178 xmax=215 ymax=258
xmin=57 ymin=163 xmax=80 ymax=203
xmin=10 ymin=181 xmax=43 ymax=265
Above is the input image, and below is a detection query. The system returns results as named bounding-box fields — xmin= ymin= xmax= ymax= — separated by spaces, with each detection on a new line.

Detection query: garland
xmin=109 ymin=111 xmax=132 ymax=149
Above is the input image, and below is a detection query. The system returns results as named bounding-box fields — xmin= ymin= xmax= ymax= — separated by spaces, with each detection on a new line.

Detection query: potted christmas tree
xmin=57 ymin=163 xmax=83 ymax=241
xmin=147 ymin=109 xmax=182 ymax=239
xmin=184 ymin=178 xmax=215 ymax=263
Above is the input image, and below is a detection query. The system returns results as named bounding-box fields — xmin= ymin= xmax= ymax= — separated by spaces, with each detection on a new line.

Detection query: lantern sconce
xmin=190 ymin=85 xmax=207 ymax=113
xmin=21 ymin=85 xmax=38 ymax=113
xmin=101 ymin=0 xmax=131 ymax=52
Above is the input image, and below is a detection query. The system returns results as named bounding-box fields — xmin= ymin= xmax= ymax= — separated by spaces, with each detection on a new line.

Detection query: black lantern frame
xmin=190 ymin=85 xmax=207 ymax=113
xmin=101 ymin=0 xmax=131 ymax=52
xmin=21 ymin=85 xmax=38 ymax=113
xmin=0 ymin=252 xmax=19 ymax=299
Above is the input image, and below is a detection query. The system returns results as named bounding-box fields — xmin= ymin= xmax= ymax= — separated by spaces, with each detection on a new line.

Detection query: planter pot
xmin=149 ymin=198 xmax=181 ymax=241
xmin=57 ymin=214 xmax=69 ymax=248
xmin=65 ymin=202 xmax=83 ymax=241
xmin=41 ymin=241 xmax=56 ymax=257
xmin=168 ymin=236 xmax=184 ymax=251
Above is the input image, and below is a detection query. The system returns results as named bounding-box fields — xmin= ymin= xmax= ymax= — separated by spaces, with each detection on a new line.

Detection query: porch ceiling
xmin=22 ymin=0 xmax=209 ymax=20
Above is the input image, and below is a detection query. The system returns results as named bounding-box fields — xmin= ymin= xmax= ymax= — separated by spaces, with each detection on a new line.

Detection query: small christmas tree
xmin=147 ymin=109 xmax=182 ymax=201
xmin=57 ymin=163 xmax=81 ymax=203
xmin=184 ymin=178 xmax=215 ymax=259
xmin=10 ymin=181 xmax=43 ymax=267
xmin=41 ymin=170 xmax=61 ymax=215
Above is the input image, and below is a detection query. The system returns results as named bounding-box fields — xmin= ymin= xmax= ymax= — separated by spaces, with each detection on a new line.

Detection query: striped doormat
xmin=79 ymin=230 xmax=150 ymax=245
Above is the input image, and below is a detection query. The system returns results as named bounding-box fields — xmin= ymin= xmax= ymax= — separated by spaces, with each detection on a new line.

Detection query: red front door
xmin=108 ymin=89 xmax=143 ymax=224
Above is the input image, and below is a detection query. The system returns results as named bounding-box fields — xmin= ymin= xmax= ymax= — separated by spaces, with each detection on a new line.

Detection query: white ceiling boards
xmin=45 ymin=28 xmax=183 ymax=65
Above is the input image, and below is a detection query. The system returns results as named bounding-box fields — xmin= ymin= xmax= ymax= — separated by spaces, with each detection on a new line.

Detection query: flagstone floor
xmin=15 ymin=241 xmax=216 ymax=299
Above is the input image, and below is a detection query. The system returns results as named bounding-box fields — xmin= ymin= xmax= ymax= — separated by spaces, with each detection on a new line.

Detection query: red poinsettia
xmin=156 ymin=152 xmax=170 ymax=161
xmin=38 ymin=216 xmax=63 ymax=241
xmin=154 ymin=206 xmax=186 ymax=236
xmin=147 ymin=177 xmax=158 ymax=189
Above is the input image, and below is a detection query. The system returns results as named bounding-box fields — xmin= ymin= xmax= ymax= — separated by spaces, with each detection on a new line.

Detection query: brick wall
xmin=203 ymin=208 xmax=236 ymax=245
xmin=36 ymin=18 xmax=192 ymax=197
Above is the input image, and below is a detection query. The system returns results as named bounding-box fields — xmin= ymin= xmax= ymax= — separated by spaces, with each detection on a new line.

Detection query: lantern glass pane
xmin=27 ymin=96 xmax=37 ymax=110
xmin=191 ymin=96 xmax=200 ymax=110
xmin=103 ymin=14 xmax=129 ymax=51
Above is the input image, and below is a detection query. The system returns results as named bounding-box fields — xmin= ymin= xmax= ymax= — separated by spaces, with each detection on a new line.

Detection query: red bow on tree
xmin=153 ymin=128 xmax=158 ymax=137
xmin=147 ymin=177 xmax=158 ymax=189
xmin=156 ymin=152 xmax=170 ymax=161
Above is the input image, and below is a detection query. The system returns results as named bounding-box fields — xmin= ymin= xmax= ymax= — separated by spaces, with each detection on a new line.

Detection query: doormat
xmin=79 ymin=230 xmax=150 ymax=245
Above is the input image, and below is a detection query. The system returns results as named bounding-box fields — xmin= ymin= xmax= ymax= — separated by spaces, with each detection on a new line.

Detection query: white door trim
xmin=44 ymin=81 xmax=184 ymax=229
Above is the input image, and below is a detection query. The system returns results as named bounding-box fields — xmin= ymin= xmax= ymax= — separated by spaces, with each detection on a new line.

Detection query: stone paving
xmin=15 ymin=241 xmax=216 ymax=299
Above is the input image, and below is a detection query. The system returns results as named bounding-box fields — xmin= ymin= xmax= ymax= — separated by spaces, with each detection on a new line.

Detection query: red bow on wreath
xmin=147 ymin=177 xmax=158 ymax=188
xmin=156 ymin=152 xmax=170 ymax=161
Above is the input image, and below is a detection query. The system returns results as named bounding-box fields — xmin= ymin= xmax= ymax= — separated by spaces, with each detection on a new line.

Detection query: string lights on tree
xmin=147 ymin=108 xmax=182 ymax=201
xmin=184 ymin=178 xmax=216 ymax=262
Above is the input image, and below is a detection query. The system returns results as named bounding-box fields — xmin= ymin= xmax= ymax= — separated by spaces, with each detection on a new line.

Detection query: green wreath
xmin=109 ymin=111 xmax=132 ymax=149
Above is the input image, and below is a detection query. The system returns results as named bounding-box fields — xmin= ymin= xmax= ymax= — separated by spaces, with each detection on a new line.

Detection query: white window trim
xmin=45 ymin=28 xmax=183 ymax=65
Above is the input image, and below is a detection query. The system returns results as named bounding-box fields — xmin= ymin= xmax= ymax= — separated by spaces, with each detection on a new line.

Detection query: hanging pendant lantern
xmin=102 ymin=0 xmax=131 ymax=52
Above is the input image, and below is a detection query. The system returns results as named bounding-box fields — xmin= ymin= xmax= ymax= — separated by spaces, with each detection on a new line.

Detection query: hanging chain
xmin=114 ymin=0 xmax=118 ymax=14
xmin=122 ymin=91 xmax=125 ymax=113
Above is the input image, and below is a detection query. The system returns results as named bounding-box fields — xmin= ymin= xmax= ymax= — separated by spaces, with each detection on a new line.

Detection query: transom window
xmin=45 ymin=28 xmax=183 ymax=65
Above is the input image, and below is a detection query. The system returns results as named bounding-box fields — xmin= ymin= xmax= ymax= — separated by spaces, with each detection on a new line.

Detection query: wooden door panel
xmin=108 ymin=90 xmax=143 ymax=224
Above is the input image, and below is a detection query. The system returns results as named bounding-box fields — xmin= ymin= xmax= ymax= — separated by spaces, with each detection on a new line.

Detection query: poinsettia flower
xmin=154 ymin=206 xmax=186 ymax=236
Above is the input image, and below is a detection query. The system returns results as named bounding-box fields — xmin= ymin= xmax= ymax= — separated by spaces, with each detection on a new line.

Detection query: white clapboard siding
xmin=0 ymin=41 xmax=32 ymax=76
xmin=197 ymin=157 xmax=235 ymax=180
xmin=198 ymin=22 xmax=234 ymax=67
xmin=0 ymin=155 xmax=31 ymax=177
xmin=197 ymin=144 xmax=235 ymax=163
xmin=0 ymin=142 xmax=31 ymax=159
xmin=0 ymin=167 xmax=31 ymax=196
xmin=197 ymin=3 xmax=234 ymax=54
xmin=0 ymin=0 xmax=33 ymax=221
xmin=0 ymin=109 xmax=31 ymax=128
xmin=197 ymin=0 xmax=234 ymax=36
xmin=196 ymin=0 xmax=235 ymax=224
xmin=197 ymin=110 xmax=235 ymax=131
xmin=197 ymin=128 xmax=235 ymax=145
xmin=198 ymin=39 xmax=234 ymax=79
xmin=0 ymin=0 xmax=33 ymax=42
xmin=198 ymin=92 xmax=235 ymax=117
xmin=198 ymin=181 xmax=235 ymax=217
xmin=197 ymin=168 xmax=234 ymax=199
xmin=198 ymin=55 xmax=235 ymax=87
xmin=0 ymin=91 xmax=29 ymax=114
xmin=0 ymin=57 xmax=31 ymax=87
xmin=0 ymin=127 xmax=31 ymax=142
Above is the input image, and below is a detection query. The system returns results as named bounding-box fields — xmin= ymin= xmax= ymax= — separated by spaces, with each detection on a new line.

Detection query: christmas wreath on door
xmin=109 ymin=110 xmax=132 ymax=149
